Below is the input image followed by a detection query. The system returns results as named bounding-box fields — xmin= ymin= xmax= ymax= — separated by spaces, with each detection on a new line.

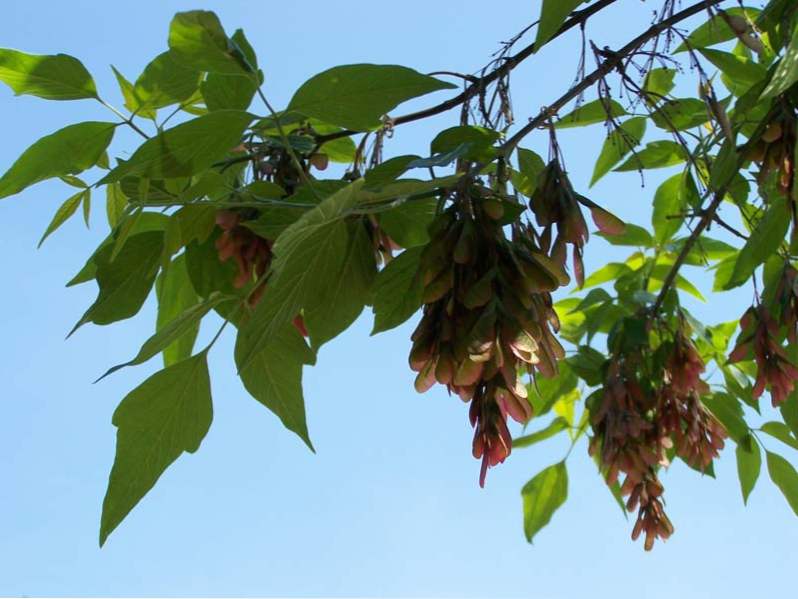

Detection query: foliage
xmin=3 ymin=1 xmax=798 ymax=550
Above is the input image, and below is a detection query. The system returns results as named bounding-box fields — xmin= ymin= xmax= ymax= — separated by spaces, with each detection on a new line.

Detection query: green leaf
xmin=133 ymin=51 xmax=201 ymax=111
xmin=703 ymin=392 xmax=748 ymax=443
xmin=781 ymin=391 xmax=798 ymax=438
xmin=156 ymin=254 xmax=202 ymax=367
xmin=651 ymin=99 xmax=709 ymax=131
xmin=736 ymin=434 xmax=761 ymax=504
xmin=0 ymin=48 xmax=97 ymax=100
xmin=513 ymin=417 xmax=569 ymax=449
xmin=699 ymin=48 xmax=768 ymax=95
xmin=235 ymin=323 xmax=315 ymax=449
xmin=529 ymin=365 xmax=579 ymax=416
xmin=201 ymin=71 xmax=258 ymax=111
xmin=522 ymin=461 xmax=568 ymax=543
xmin=534 ymin=0 xmax=583 ymax=51
xmin=643 ymin=67 xmax=677 ymax=99
xmin=430 ymin=126 xmax=499 ymax=162
xmin=236 ymin=181 xmax=365 ymax=370
xmin=675 ymin=8 xmax=762 ymax=53
xmin=724 ymin=196 xmax=789 ymax=289
xmin=105 ymin=182 xmax=127 ymax=229
xmin=590 ymin=117 xmax=647 ymax=186
xmin=287 ymin=64 xmax=455 ymax=131
xmin=98 ymin=291 xmax=227 ymax=380
xmin=0 ymin=121 xmax=115 ymax=199
xmin=100 ymin=110 xmax=253 ymax=182
xmin=38 ymin=189 xmax=87 ymax=247
xmin=513 ymin=147 xmax=546 ymax=195
xmin=72 ymin=231 xmax=164 ymax=332
xmin=760 ymin=24 xmax=798 ymax=99
xmin=766 ymin=451 xmax=798 ymax=516
xmin=652 ymin=172 xmax=688 ymax=243
xmin=761 ymin=421 xmax=798 ymax=451
xmin=582 ymin=262 xmax=633 ymax=288
xmin=556 ymin=99 xmax=627 ymax=129
xmin=100 ymin=352 xmax=212 ymax=546
xmin=614 ymin=141 xmax=688 ymax=171
xmin=304 ymin=221 xmax=377 ymax=347
xmin=371 ymin=246 xmax=424 ymax=334
xmin=379 ymin=199 xmax=436 ymax=248
xmin=110 ymin=66 xmax=152 ymax=119
xmin=597 ymin=223 xmax=653 ymax=247
xmin=566 ymin=346 xmax=606 ymax=386
xmin=168 ymin=10 xmax=248 ymax=75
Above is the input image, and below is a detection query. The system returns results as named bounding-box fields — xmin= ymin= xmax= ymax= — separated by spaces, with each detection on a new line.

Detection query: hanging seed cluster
xmin=410 ymin=184 xmax=568 ymax=486
xmin=747 ymin=105 xmax=796 ymax=197
xmin=590 ymin=324 xmax=725 ymax=550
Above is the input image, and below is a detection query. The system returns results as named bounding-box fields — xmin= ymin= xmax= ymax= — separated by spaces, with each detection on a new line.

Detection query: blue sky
xmin=0 ymin=1 xmax=795 ymax=597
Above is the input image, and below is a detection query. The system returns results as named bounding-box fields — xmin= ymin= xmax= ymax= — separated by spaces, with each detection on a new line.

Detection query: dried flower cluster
xmin=729 ymin=304 xmax=798 ymax=406
xmin=410 ymin=184 xmax=568 ymax=485
xmin=590 ymin=323 xmax=726 ymax=550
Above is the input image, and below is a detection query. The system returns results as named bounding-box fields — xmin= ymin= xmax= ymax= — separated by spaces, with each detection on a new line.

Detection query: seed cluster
xmin=409 ymin=185 xmax=568 ymax=485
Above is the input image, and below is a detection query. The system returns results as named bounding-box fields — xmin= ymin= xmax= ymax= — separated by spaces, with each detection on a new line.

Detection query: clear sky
xmin=0 ymin=1 xmax=795 ymax=597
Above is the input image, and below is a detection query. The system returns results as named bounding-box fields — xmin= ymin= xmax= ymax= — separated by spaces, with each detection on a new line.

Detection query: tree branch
xmin=315 ymin=0 xmax=621 ymax=144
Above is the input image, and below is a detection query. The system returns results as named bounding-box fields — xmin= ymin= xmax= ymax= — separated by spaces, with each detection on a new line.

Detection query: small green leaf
xmin=513 ymin=417 xmax=569 ymax=449
xmin=371 ymin=247 xmax=424 ymax=335
xmin=703 ymin=392 xmax=748 ymax=443
xmin=72 ymin=231 xmax=164 ymax=332
xmin=522 ymin=461 xmax=568 ymax=543
xmin=675 ymin=8 xmax=762 ymax=53
xmin=430 ymin=126 xmax=499 ymax=162
xmin=0 ymin=121 xmax=115 ymax=199
xmin=0 ymin=48 xmax=97 ymax=100
xmin=100 ymin=351 xmax=213 ymax=546
xmin=379 ymin=199 xmax=436 ymax=248
xmin=156 ymin=254 xmax=202 ymax=367
xmin=652 ymin=172 xmax=688 ymax=243
xmin=201 ymin=71 xmax=258 ymax=111
xmin=736 ymin=434 xmax=761 ymax=504
xmin=582 ymin=262 xmax=633 ymax=288
xmin=287 ymin=64 xmax=455 ymax=131
xmin=761 ymin=421 xmax=798 ymax=451
xmin=534 ymin=0 xmax=583 ymax=51
xmin=168 ymin=10 xmax=248 ymax=75
xmin=651 ymin=98 xmax=709 ymax=131
xmin=556 ymin=99 xmax=627 ymax=129
xmin=591 ymin=117 xmax=647 ymax=186
xmin=699 ymin=48 xmax=768 ymax=95
xmin=105 ymin=182 xmax=127 ymax=229
xmin=614 ymin=140 xmax=688 ymax=171
xmin=643 ymin=68 xmax=677 ymax=99
xmin=597 ymin=223 xmax=653 ymax=247
xmin=235 ymin=323 xmax=315 ymax=449
xmin=38 ymin=189 xmax=87 ymax=247
xmin=766 ymin=451 xmax=798 ymax=516
xmin=133 ymin=51 xmax=201 ymax=111
xmin=760 ymin=24 xmax=798 ymax=99
xmin=100 ymin=110 xmax=253 ymax=182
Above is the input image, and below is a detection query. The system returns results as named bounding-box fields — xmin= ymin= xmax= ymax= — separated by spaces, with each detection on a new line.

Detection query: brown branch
xmin=315 ymin=0 xmax=621 ymax=144
xmin=500 ymin=0 xmax=726 ymax=155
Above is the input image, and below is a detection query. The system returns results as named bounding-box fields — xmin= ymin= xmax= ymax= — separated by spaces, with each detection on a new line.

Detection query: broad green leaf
xmin=591 ymin=117 xmax=647 ymax=186
xmin=133 ymin=51 xmax=201 ymax=110
xmin=597 ymin=223 xmax=653 ymax=247
xmin=0 ymin=48 xmax=97 ymax=100
xmin=766 ymin=451 xmax=798 ymax=516
xmin=703 ymin=392 xmax=748 ymax=443
xmin=371 ymin=246 xmax=424 ymax=334
xmin=614 ymin=141 xmax=688 ymax=171
xmin=201 ymin=72 xmax=258 ymax=111
xmin=168 ymin=10 xmax=248 ymax=75
xmin=98 ymin=291 xmax=227 ymax=380
xmin=287 ymin=64 xmax=455 ymax=131
xmin=38 ymin=189 xmax=87 ymax=247
xmin=236 ymin=181 xmax=364 ymax=370
xmin=379 ymin=199 xmax=436 ymax=248
xmin=675 ymin=8 xmax=762 ymax=53
xmin=529 ymin=363 xmax=578 ymax=416
xmin=0 ymin=121 xmax=115 ymax=199
xmin=235 ymin=323 xmax=315 ymax=449
xmin=100 ymin=110 xmax=253 ymax=182
xmin=760 ymin=24 xmax=798 ymax=99
xmin=156 ymin=254 xmax=203 ymax=367
xmin=72 ymin=231 xmax=164 ymax=332
xmin=651 ymin=98 xmax=709 ymax=131
xmin=699 ymin=48 xmax=768 ymax=95
xmin=556 ymin=99 xmax=626 ymax=129
xmin=513 ymin=147 xmax=546 ymax=195
xmin=100 ymin=352 xmax=212 ymax=546
xmin=724 ymin=196 xmax=789 ymax=289
xmin=736 ymin=434 xmax=761 ymax=504
xmin=652 ymin=172 xmax=688 ymax=243
xmin=365 ymin=155 xmax=420 ymax=189
xmin=582 ymin=262 xmax=633 ymax=288
xmin=534 ymin=0 xmax=583 ymax=51
xmin=513 ymin=417 xmax=569 ymax=449
xmin=304 ymin=221 xmax=377 ymax=347
xmin=643 ymin=68 xmax=677 ymax=99
xmin=761 ymin=421 xmax=798 ymax=451
xmin=522 ymin=461 xmax=568 ymax=543
xmin=105 ymin=182 xmax=127 ymax=229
